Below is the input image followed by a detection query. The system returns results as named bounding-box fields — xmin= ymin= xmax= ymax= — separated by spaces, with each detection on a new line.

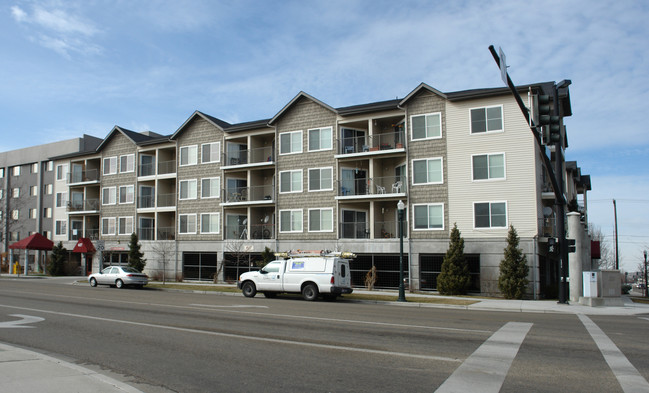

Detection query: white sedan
xmin=89 ymin=266 xmax=148 ymax=289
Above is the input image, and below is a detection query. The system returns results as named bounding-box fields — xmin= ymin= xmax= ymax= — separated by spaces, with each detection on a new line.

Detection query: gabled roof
xmin=96 ymin=126 xmax=159 ymax=152
xmin=170 ymin=110 xmax=231 ymax=140
xmin=9 ymin=233 xmax=53 ymax=250
xmin=224 ymin=119 xmax=272 ymax=133
xmin=268 ymin=91 xmax=337 ymax=126
xmin=337 ymin=99 xmax=401 ymax=116
xmin=399 ymin=83 xmax=447 ymax=106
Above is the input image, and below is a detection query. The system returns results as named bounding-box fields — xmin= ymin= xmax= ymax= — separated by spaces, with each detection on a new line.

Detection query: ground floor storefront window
xmin=349 ymin=254 xmax=409 ymax=289
xmin=419 ymin=254 xmax=481 ymax=292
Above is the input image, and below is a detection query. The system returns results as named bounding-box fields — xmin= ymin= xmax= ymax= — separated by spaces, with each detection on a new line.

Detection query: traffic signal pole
xmin=488 ymin=45 xmax=569 ymax=303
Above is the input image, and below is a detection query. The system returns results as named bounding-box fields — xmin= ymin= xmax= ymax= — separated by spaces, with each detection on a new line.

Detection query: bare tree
xmin=222 ymin=238 xmax=247 ymax=283
xmin=150 ymin=240 xmax=176 ymax=284
xmin=589 ymin=224 xmax=615 ymax=270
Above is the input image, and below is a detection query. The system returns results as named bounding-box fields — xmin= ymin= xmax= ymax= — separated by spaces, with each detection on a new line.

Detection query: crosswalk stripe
xmin=435 ymin=321 xmax=532 ymax=393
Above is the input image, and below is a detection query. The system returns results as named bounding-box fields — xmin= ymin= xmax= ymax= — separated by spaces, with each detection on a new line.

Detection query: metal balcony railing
xmin=67 ymin=199 xmax=100 ymax=212
xmin=374 ymin=220 xmax=408 ymax=239
xmin=338 ymin=130 xmax=405 ymax=155
xmin=223 ymin=146 xmax=274 ymax=166
xmin=337 ymin=176 xmax=407 ymax=197
xmin=224 ymin=185 xmax=274 ymax=203
xmin=67 ymin=169 xmax=99 ymax=184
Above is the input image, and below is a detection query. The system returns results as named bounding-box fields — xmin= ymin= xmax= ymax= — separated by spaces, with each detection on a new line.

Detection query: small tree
xmin=47 ymin=242 xmax=67 ymax=276
xmin=498 ymin=225 xmax=529 ymax=299
xmin=127 ymin=233 xmax=146 ymax=272
xmin=260 ymin=246 xmax=274 ymax=266
xmin=437 ymin=223 xmax=470 ymax=295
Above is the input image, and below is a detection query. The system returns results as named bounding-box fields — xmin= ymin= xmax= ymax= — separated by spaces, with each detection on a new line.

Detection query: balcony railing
xmin=139 ymin=160 xmax=176 ymax=176
xmin=138 ymin=227 xmax=155 ymax=241
xmin=67 ymin=169 xmax=99 ymax=184
xmin=337 ymin=176 xmax=407 ymax=197
xmin=137 ymin=227 xmax=175 ymax=241
xmin=69 ymin=229 xmax=99 ymax=241
xmin=67 ymin=199 xmax=100 ymax=212
xmin=374 ymin=220 xmax=408 ymax=239
xmin=340 ymin=222 xmax=369 ymax=239
xmin=338 ymin=130 xmax=405 ymax=155
xmin=223 ymin=146 xmax=274 ymax=166
xmin=138 ymin=193 xmax=175 ymax=209
xmin=224 ymin=185 xmax=274 ymax=203
xmin=157 ymin=227 xmax=175 ymax=240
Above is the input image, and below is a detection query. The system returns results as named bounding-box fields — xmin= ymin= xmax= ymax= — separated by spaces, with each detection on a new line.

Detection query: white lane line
xmin=0 ymin=304 xmax=461 ymax=363
xmin=435 ymin=321 xmax=533 ymax=393
xmin=578 ymin=314 xmax=649 ymax=393
xmin=639 ymin=317 xmax=649 ymax=322
xmin=190 ymin=304 xmax=269 ymax=309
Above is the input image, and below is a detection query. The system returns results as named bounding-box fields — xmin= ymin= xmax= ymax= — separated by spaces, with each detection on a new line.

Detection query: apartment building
xmin=6 ymin=81 xmax=592 ymax=297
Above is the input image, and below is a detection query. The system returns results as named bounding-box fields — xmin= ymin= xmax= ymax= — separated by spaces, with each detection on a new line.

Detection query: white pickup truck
xmin=237 ymin=251 xmax=354 ymax=301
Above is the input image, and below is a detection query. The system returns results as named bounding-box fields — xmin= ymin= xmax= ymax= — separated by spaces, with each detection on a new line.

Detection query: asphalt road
xmin=1 ymin=277 xmax=648 ymax=393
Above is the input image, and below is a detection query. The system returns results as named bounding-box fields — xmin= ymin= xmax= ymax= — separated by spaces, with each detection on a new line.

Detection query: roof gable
xmin=399 ymin=83 xmax=447 ymax=107
xmin=268 ymin=91 xmax=336 ymax=125
xmin=170 ymin=110 xmax=231 ymax=140
xmin=96 ymin=126 xmax=157 ymax=152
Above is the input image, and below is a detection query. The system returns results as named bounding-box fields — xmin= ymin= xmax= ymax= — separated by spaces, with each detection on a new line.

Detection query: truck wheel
xmin=302 ymin=283 xmax=319 ymax=301
xmin=242 ymin=281 xmax=257 ymax=298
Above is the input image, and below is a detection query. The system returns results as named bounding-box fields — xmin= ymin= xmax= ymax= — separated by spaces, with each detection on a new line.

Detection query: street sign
xmin=499 ymin=47 xmax=508 ymax=86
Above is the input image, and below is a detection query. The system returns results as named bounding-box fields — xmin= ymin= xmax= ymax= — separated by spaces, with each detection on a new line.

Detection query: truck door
xmin=256 ymin=260 xmax=284 ymax=291
xmin=336 ymin=260 xmax=351 ymax=288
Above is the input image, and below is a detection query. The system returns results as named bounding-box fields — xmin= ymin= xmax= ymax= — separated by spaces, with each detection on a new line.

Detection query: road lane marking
xmin=0 ymin=304 xmax=461 ymax=363
xmin=0 ymin=314 xmax=44 ymax=328
xmin=435 ymin=322 xmax=533 ymax=393
xmin=578 ymin=314 xmax=649 ymax=392
xmin=639 ymin=317 xmax=649 ymax=322
xmin=190 ymin=304 xmax=269 ymax=309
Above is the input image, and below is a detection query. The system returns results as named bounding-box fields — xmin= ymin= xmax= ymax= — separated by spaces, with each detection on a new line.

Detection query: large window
xmin=474 ymin=202 xmax=507 ymax=228
xmin=470 ymin=106 xmax=503 ymax=134
xmin=201 ymin=177 xmax=221 ymax=199
xmin=279 ymin=170 xmax=302 ymax=193
xmin=180 ymin=145 xmax=198 ymax=166
xmin=118 ymin=216 xmax=134 ymax=235
xmin=201 ymin=142 xmax=220 ymax=164
xmin=55 ymin=220 xmax=67 ymax=236
xmin=280 ymin=209 xmax=302 ymax=233
xmin=308 ymin=127 xmax=332 ymax=151
xmin=56 ymin=164 xmax=68 ymax=180
xmin=279 ymin=131 xmax=302 ymax=155
xmin=102 ymin=187 xmax=116 ymax=205
xmin=103 ymin=157 xmax=117 ymax=175
xmin=119 ymin=185 xmax=134 ymax=204
xmin=101 ymin=217 xmax=116 ymax=235
xmin=411 ymin=113 xmax=441 ymax=140
xmin=412 ymin=158 xmax=443 ymax=185
xmin=413 ymin=204 xmax=444 ymax=230
xmin=472 ymin=153 xmax=505 ymax=180
xmin=56 ymin=192 xmax=67 ymax=208
xmin=179 ymin=179 xmax=197 ymax=200
xmin=308 ymin=208 xmax=333 ymax=232
xmin=179 ymin=214 xmax=197 ymax=234
xmin=308 ymin=167 xmax=333 ymax=191
xmin=119 ymin=154 xmax=134 ymax=173
xmin=200 ymin=213 xmax=220 ymax=234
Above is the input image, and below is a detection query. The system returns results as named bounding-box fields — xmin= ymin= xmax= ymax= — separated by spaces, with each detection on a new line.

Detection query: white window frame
xmin=44 ymin=184 xmax=53 ymax=195
xmin=56 ymin=164 xmax=68 ymax=181
xmin=410 ymin=112 xmax=442 ymax=141
xmin=55 ymin=220 xmax=67 ymax=236
xmin=308 ymin=208 xmax=334 ymax=232
xmin=308 ymin=127 xmax=333 ymax=152
xmin=307 ymin=167 xmax=333 ymax=192
xmin=179 ymin=179 xmax=198 ymax=200
xmin=101 ymin=217 xmax=116 ymax=236
xmin=471 ymin=153 xmax=506 ymax=181
xmin=31 ymin=163 xmax=38 ymax=173
xmin=279 ymin=170 xmax=303 ymax=193
xmin=473 ymin=201 xmax=508 ymax=229
xmin=279 ymin=209 xmax=303 ymax=233
xmin=102 ymin=187 xmax=117 ymax=205
xmin=56 ymin=192 xmax=68 ymax=208
xmin=179 ymin=214 xmax=197 ymax=234
xmin=180 ymin=145 xmax=198 ymax=166
xmin=47 ymin=161 xmax=53 ymax=171
xmin=103 ymin=157 xmax=117 ymax=175
xmin=119 ymin=185 xmax=135 ymax=204
xmin=200 ymin=212 xmax=221 ymax=234
xmin=201 ymin=177 xmax=221 ymax=199
xmin=411 ymin=157 xmax=443 ymax=185
xmin=118 ymin=216 xmax=134 ymax=235
xmin=43 ymin=208 xmax=52 ymax=218
xmin=470 ymin=105 xmax=504 ymax=134
xmin=412 ymin=203 xmax=444 ymax=231
xmin=201 ymin=142 xmax=221 ymax=164
xmin=29 ymin=208 xmax=37 ymax=219
xmin=30 ymin=186 xmax=38 ymax=196
xmin=12 ymin=166 xmax=21 ymax=176
xmin=119 ymin=154 xmax=135 ymax=173
xmin=11 ymin=210 xmax=19 ymax=220
xmin=279 ymin=130 xmax=302 ymax=155
xmin=12 ymin=187 xmax=20 ymax=198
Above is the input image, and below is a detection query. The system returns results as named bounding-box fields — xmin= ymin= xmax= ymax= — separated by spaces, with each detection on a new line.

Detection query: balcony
xmin=374 ymin=220 xmax=408 ymax=239
xmin=337 ymin=130 xmax=405 ymax=156
xmin=223 ymin=146 xmax=274 ymax=168
xmin=223 ymin=185 xmax=274 ymax=204
xmin=139 ymin=160 xmax=176 ymax=177
xmin=67 ymin=199 xmax=100 ymax=213
xmin=337 ymin=176 xmax=407 ymax=198
xmin=340 ymin=222 xmax=369 ymax=239
xmin=138 ymin=193 xmax=176 ymax=209
xmin=69 ymin=229 xmax=99 ymax=241
xmin=67 ymin=169 xmax=99 ymax=184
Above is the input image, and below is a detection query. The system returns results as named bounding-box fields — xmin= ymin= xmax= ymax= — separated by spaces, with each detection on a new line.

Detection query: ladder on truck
xmin=274 ymin=249 xmax=356 ymax=259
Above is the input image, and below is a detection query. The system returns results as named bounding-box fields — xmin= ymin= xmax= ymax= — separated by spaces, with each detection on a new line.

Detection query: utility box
xmin=583 ymin=271 xmax=598 ymax=297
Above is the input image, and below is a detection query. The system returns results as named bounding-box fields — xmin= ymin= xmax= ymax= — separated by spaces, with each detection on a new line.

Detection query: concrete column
xmin=567 ymin=212 xmax=583 ymax=303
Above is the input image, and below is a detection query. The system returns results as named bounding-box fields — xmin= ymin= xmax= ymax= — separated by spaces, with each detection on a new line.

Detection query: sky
xmin=1 ymin=0 xmax=648 ymax=273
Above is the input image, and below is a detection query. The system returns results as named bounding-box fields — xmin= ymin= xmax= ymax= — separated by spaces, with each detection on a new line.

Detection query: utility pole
xmin=613 ymin=199 xmax=619 ymax=270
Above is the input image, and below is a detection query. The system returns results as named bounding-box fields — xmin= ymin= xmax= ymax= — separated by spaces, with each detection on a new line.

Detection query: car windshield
xmin=121 ymin=267 xmax=139 ymax=273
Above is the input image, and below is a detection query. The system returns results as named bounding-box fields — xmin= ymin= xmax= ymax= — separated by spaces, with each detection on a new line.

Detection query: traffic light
xmin=548 ymin=237 xmax=557 ymax=253
xmin=567 ymin=239 xmax=576 ymax=253
xmin=536 ymin=95 xmax=561 ymax=145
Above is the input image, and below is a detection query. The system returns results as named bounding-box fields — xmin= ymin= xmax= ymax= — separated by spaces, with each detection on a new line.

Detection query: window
xmin=44 ymin=184 xmax=53 ymax=195
xmin=201 ymin=142 xmax=220 ymax=164
xmin=0 ymin=189 xmax=3 ymax=199
xmin=11 ymin=209 xmax=19 ymax=220
xmin=119 ymin=185 xmax=134 ymax=204
xmin=118 ymin=217 xmax=134 ymax=235
xmin=411 ymin=113 xmax=442 ymax=140
xmin=308 ymin=167 xmax=333 ymax=191
xmin=179 ymin=179 xmax=197 ymax=200
xmin=201 ymin=177 xmax=220 ymax=199
xmin=12 ymin=166 xmax=21 ymax=176
xmin=29 ymin=209 xmax=37 ymax=219
xmin=180 ymin=145 xmax=198 ymax=166
xmin=472 ymin=153 xmax=505 ymax=180
xmin=471 ymin=106 xmax=503 ymax=134
xmin=308 ymin=127 xmax=332 ymax=151
xmin=55 ymin=220 xmax=67 ymax=236
xmin=101 ymin=217 xmax=116 ymax=235
xmin=102 ymin=187 xmax=116 ymax=205
xmin=43 ymin=208 xmax=52 ymax=218
xmin=279 ymin=131 xmax=302 ymax=155
xmin=413 ymin=204 xmax=444 ymax=230
xmin=119 ymin=154 xmax=134 ymax=173
xmin=200 ymin=213 xmax=220 ymax=234
xmin=0 ymin=168 xmax=4 ymax=178
xmin=474 ymin=202 xmax=507 ymax=228
xmin=47 ymin=161 xmax=53 ymax=171
xmin=280 ymin=170 xmax=302 ymax=193
xmin=12 ymin=188 xmax=20 ymax=198
xmin=30 ymin=186 xmax=38 ymax=196
xmin=56 ymin=192 xmax=67 ymax=207
xmin=412 ymin=158 xmax=443 ymax=184
xmin=308 ymin=208 xmax=333 ymax=232
xmin=179 ymin=214 xmax=197 ymax=234
xmin=31 ymin=163 xmax=38 ymax=173
xmin=279 ymin=209 xmax=302 ymax=233
xmin=103 ymin=157 xmax=117 ymax=175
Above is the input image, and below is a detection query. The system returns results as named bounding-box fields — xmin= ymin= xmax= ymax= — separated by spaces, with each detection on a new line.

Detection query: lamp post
xmin=644 ymin=250 xmax=647 ymax=298
xmin=397 ymin=200 xmax=406 ymax=302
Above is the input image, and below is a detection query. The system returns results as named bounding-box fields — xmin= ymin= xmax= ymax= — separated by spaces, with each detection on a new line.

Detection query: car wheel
xmin=263 ymin=292 xmax=277 ymax=298
xmin=89 ymin=278 xmax=97 ymax=287
xmin=302 ymin=283 xmax=319 ymax=301
xmin=115 ymin=279 xmax=124 ymax=289
xmin=242 ymin=281 xmax=257 ymax=298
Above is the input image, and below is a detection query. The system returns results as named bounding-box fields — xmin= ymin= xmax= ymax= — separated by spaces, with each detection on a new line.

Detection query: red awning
xmin=72 ymin=238 xmax=96 ymax=253
xmin=9 ymin=233 xmax=54 ymax=251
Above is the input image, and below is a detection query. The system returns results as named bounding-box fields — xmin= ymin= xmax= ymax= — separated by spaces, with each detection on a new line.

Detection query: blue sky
xmin=2 ymin=0 xmax=648 ymax=272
